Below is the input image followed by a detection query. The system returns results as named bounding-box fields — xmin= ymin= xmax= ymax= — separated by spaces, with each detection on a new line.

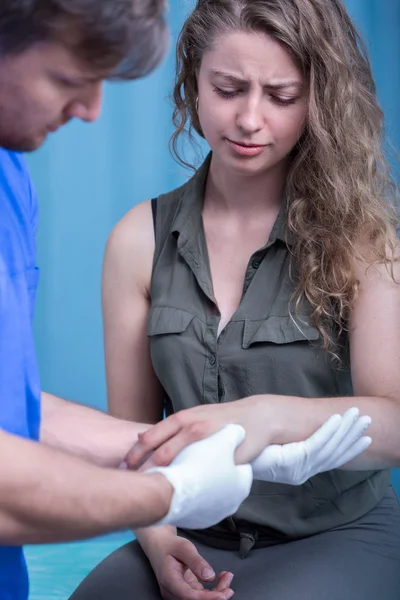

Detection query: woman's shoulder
xmin=103 ymin=200 xmax=155 ymax=294
xmin=110 ymin=199 xmax=154 ymax=251
xmin=112 ymin=178 xmax=187 ymax=238
xmin=103 ymin=170 xmax=203 ymax=282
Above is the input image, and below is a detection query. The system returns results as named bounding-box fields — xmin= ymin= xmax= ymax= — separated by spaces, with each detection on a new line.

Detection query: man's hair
xmin=0 ymin=0 xmax=168 ymax=79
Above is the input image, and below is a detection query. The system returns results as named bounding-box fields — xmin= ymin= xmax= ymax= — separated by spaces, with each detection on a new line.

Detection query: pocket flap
xmin=147 ymin=306 xmax=194 ymax=336
xmin=243 ymin=315 xmax=320 ymax=349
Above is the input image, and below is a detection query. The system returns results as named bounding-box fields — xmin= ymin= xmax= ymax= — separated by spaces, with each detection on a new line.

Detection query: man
xmin=0 ymin=2 xmax=254 ymax=598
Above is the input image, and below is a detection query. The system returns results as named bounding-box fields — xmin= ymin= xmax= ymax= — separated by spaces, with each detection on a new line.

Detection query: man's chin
xmin=0 ymin=133 xmax=47 ymax=153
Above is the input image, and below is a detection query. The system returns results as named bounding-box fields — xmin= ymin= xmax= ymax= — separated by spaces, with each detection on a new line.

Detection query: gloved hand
xmin=146 ymin=424 xmax=253 ymax=529
xmin=251 ymin=407 xmax=372 ymax=485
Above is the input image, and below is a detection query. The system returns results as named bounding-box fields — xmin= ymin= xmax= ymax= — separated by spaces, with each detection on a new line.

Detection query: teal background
xmin=26 ymin=0 xmax=399 ymax=484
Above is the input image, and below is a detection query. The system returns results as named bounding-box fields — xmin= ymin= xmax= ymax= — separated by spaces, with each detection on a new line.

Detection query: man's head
xmin=0 ymin=0 xmax=168 ymax=151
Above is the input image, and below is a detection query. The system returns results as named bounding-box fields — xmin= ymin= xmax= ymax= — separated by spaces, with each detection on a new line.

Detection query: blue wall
xmin=26 ymin=0 xmax=399 ymax=491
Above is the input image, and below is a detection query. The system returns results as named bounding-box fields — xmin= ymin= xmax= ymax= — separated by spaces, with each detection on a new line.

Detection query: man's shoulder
xmin=0 ymin=147 xmax=29 ymax=180
xmin=0 ymin=148 xmax=33 ymax=203
xmin=0 ymin=148 xmax=38 ymax=231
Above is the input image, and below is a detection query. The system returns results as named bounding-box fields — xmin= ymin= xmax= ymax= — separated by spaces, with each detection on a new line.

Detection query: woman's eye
xmin=213 ymin=87 xmax=240 ymax=99
xmin=272 ymin=96 xmax=298 ymax=106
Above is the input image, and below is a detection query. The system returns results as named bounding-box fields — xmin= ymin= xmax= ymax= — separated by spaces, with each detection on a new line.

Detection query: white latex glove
xmin=251 ymin=407 xmax=372 ymax=485
xmin=146 ymin=424 xmax=253 ymax=529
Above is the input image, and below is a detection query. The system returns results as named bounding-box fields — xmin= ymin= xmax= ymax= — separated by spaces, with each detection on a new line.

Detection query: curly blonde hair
xmin=170 ymin=0 xmax=399 ymax=357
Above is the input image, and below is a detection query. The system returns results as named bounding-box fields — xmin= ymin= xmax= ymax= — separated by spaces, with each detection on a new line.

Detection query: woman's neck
xmin=204 ymin=154 xmax=288 ymax=216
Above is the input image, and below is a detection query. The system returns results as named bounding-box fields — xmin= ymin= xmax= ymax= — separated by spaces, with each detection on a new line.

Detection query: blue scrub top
xmin=0 ymin=148 xmax=41 ymax=599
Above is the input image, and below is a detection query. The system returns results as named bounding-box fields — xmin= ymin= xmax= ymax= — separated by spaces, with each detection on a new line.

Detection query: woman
xmin=71 ymin=0 xmax=400 ymax=598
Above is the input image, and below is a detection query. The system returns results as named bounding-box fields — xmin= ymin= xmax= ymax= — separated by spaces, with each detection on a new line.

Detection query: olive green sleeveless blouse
xmin=148 ymin=154 xmax=390 ymax=546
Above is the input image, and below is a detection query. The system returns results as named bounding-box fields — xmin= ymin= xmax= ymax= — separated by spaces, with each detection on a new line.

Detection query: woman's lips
xmin=226 ymin=139 xmax=268 ymax=157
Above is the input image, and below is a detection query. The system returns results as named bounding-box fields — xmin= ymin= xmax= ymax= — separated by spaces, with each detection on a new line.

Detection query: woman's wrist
xmin=135 ymin=523 xmax=178 ymax=556
xmin=258 ymin=394 xmax=322 ymax=445
xmin=245 ymin=394 xmax=283 ymax=444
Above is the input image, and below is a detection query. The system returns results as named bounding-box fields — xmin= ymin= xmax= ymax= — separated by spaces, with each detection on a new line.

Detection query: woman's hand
xmin=146 ymin=533 xmax=235 ymax=600
xmin=126 ymin=396 xmax=275 ymax=470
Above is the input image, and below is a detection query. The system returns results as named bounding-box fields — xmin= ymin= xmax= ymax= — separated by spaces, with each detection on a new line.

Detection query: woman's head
xmin=172 ymin=0 xmax=375 ymax=167
xmin=172 ymin=0 xmax=399 ymax=357
xmin=196 ymin=29 xmax=308 ymax=178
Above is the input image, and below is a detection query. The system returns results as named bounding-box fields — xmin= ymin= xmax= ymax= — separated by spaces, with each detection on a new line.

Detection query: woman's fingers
xmin=135 ymin=421 xmax=221 ymax=470
xmin=213 ymin=571 xmax=234 ymax=592
xmin=172 ymin=537 xmax=216 ymax=583
xmin=184 ymin=568 xmax=205 ymax=590
xmin=126 ymin=417 xmax=217 ymax=469
xmin=126 ymin=414 xmax=184 ymax=468
xmin=162 ymin=558 xmax=226 ymax=600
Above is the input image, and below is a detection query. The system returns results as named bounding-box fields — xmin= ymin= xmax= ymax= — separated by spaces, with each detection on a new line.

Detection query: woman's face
xmin=197 ymin=30 xmax=309 ymax=177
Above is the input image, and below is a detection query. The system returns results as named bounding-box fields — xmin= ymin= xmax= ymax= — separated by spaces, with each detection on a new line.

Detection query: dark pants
xmin=69 ymin=488 xmax=400 ymax=599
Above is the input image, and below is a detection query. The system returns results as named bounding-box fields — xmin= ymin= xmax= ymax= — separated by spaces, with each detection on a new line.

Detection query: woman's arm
xmin=128 ymin=250 xmax=400 ymax=471
xmin=262 ymin=246 xmax=400 ymax=469
xmin=102 ymin=200 xmax=164 ymax=424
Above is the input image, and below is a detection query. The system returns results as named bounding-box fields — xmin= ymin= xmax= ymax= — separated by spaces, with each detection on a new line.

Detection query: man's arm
xmin=0 ymin=428 xmax=172 ymax=545
xmin=40 ymin=392 xmax=151 ymax=468
xmin=0 ymin=424 xmax=253 ymax=546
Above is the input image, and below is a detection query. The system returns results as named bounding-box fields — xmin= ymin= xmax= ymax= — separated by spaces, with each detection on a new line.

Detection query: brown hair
xmin=171 ymin=0 xmax=399 ymax=358
xmin=0 ymin=0 xmax=168 ymax=80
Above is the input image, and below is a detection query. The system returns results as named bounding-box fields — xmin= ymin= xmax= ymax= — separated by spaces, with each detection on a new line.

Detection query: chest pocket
xmin=147 ymin=306 xmax=199 ymax=413
xmin=147 ymin=306 xmax=194 ymax=336
xmin=147 ymin=306 xmax=196 ymax=369
xmin=243 ymin=314 xmax=320 ymax=348
xmin=234 ymin=314 xmax=329 ymax=399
